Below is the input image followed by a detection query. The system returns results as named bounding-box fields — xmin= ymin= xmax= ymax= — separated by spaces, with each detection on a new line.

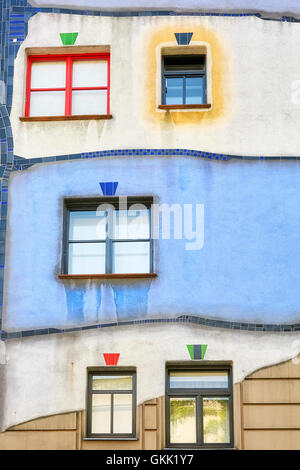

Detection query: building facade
xmin=0 ymin=0 xmax=300 ymax=450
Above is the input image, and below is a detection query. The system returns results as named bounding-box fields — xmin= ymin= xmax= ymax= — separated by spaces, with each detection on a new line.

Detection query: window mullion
xmin=25 ymin=56 xmax=32 ymax=117
xmin=107 ymin=54 xmax=110 ymax=114
xmin=183 ymin=76 xmax=186 ymax=105
xmin=65 ymin=57 xmax=72 ymax=116
xmin=111 ymin=393 xmax=114 ymax=435
xmin=106 ymin=209 xmax=113 ymax=274
xmin=198 ymin=395 xmax=203 ymax=446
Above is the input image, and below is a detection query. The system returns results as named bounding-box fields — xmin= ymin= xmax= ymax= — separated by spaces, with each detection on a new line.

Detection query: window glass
xmin=27 ymin=55 xmax=110 ymax=117
xmin=31 ymin=61 xmax=66 ymax=88
xmin=92 ymin=375 xmax=133 ymax=391
xmin=68 ymin=242 xmax=105 ymax=274
xmin=113 ymin=209 xmax=150 ymax=240
xmin=113 ymin=394 xmax=133 ymax=434
xmin=113 ymin=241 xmax=150 ymax=274
xmin=165 ymin=77 xmax=183 ymax=105
xmin=30 ymin=91 xmax=65 ymax=117
xmin=88 ymin=372 xmax=135 ymax=437
xmin=162 ymin=54 xmax=206 ymax=106
xmin=167 ymin=368 xmax=232 ymax=448
xmin=66 ymin=200 xmax=152 ymax=275
xmin=69 ymin=211 xmax=107 ymax=241
xmin=203 ymin=398 xmax=230 ymax=444
xmin=186 ymin=77 xmax=205 ymax=104
xmin=169 ymin=371 xmax=229 ymax=389
xmin=164 ymin=55 xmax=205 ymax=72
xmin=170 ymin=397 xmax=197 ymax=444
xmin=72 ymin=60 xmax=107 ymax=87
xmin=91 ymin=394 xmax=111 ymax=434
xmin=72 ymin=89 xmax=107 ymax=115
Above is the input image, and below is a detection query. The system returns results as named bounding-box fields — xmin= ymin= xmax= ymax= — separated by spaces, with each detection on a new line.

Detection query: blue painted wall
xmin=3 ymin=155 xmax=300 ymax=330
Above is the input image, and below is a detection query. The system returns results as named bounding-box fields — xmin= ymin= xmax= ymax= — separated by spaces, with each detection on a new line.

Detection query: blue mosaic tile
xmin=1 ymin=313 xmax=299 ymax=342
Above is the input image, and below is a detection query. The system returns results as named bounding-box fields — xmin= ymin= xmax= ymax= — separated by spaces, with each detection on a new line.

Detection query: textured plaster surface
xmin=3 ymin=155 xmax=300 ymax=330
xmin=10 ymin=13 xmax=300 ymax=158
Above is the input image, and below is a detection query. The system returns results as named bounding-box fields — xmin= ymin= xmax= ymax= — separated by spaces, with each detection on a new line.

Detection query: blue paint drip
xmin=65 ymin=287 xmax=85 ymax=322
xmin=112 ymin=284 xmax=150 ymax=320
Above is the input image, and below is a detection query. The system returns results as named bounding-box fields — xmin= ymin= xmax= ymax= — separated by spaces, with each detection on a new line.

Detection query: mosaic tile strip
xmin=12 ymin=149 xmax=300 ymax=173
xmin=1 ymin=315 xmax=300 ymax=341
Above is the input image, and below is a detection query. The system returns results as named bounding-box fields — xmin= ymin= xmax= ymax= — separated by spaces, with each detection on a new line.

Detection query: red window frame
xmin=25 ymin=53 xmax=110 ymax=117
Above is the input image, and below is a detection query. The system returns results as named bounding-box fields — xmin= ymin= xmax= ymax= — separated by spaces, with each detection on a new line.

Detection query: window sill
xmin=19 ymin=114 xmax=113 ymax=122
xmin=83 ymin=437 xmax=138 ymax=441
xmin=158 ymin=104 xmax=211 ymax=110
xmin=58 ymin=273 xmax=157 ymax=280
xmin=164 ymin=447 xmax=236 ymax=450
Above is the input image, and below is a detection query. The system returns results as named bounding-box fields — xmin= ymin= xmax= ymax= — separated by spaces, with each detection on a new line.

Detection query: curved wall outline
xmin=2 ymin=1 xmax=300 ymax=336
xmin=3 ymin=153 xmax=300 ymax=332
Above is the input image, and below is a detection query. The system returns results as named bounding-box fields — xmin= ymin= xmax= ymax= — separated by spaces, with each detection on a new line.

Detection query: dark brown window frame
xmin=86 ymin=368 xmax=137 ymax=439
xmin=61 ymin=196 xmax=154 ymax=278
xmin=165 ymin=363 xmax=234 ymax=449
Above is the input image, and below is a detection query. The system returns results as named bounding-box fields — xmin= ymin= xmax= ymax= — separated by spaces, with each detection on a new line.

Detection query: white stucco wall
xmin=10 ymin=13 xmax=300 ymax=158
xmin=1 ymin=322 xmax=299 ymax=431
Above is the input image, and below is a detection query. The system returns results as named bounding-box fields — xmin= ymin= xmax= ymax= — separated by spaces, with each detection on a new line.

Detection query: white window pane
xmin=91 ymin=394 xmax=111 ymax=434
xmin=72 ymin=90 xmax=107 ymax=115
xmin=31 ymin=61 xmax=66 ymax=88
xmin=170 ymin=397 xmax=196 ymax=444
xmin=113 ymin=209 xmax=150 ymax=240
xmin=170 ymin=371 xmax=229 ymax=389
xmin=72 ymin=60 xmax=107 ymax=87
xmin=30 ymin=91 xmax=65 ymax=117
xmin=113 ymin=242 xmax=150 ymax=274
xmin=113 ymin=394 xmax=132 ymax=434
xmin=203 ymin=398 xmax=230 ymax=444
xmin=92 ymin=375 xmax=133 ymax=391
xmin=68 ymin=243 xmax=105 ymax=274
xmin=69 ymin=211 xmax=107 ymax=241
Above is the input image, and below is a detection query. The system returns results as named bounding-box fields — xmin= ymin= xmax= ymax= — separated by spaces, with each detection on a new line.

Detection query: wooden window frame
xmin=86 ymin=369 xmax=137 ymax=439
xmin=61 ymin=197 xmax=154 ymax=277
xmin=165 ymin=364 xmax=234 ymax=449
xmin=24 ymin=53 xmax=110 ymax=118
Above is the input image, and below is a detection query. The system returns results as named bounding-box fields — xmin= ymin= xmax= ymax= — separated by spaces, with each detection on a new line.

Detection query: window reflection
xmin=113 ymin=394 xmax=132 ymax=434
xmin=203 ymin=398 xmax=230 ymax=444
xmin=170 ymin=397 xmax=196 ymax=444
xmin=92 ymin=375 xmax=133 ymax=391
xmin=170 ymin=371 xmax=228 ymax=389
xmin=91 ymin=394 xmax=111 ymax=434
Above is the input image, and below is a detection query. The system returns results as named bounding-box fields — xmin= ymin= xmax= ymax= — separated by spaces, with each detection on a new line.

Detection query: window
xmin=25 ymin=53 xmax=110 ymax=117
xmin=86 ymin=370 xmax=136 ymax=438
xmin=63 ymin=197 xmax=153 ymax=275
xmin=161 ymin=55 xmax=207 ymax=106
xmin=166 ymin=365 xmax=233 ymax=448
